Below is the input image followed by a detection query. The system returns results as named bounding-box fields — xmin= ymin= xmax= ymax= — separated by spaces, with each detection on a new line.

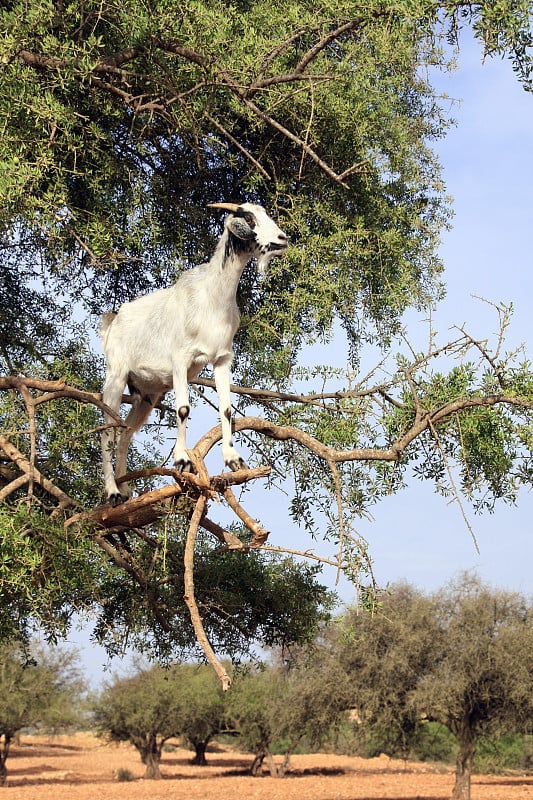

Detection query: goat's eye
xmin=243 ymin=212 xmax=255 ymax=228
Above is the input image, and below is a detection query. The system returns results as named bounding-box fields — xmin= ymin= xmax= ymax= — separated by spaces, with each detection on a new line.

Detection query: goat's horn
xmin=208 ymin=202 xmax=241 ymax=213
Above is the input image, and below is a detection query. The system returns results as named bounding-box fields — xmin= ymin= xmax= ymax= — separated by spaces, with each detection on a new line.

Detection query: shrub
xmin=116 ymin=768 xmax=135 ymax=782
xmin=412 ymin=722 xmax=457 ymax=764
xmin=474 ymin=734 xmax=529 ymax=773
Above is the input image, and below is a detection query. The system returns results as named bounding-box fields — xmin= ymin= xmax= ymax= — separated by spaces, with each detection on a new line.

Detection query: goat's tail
xmin=99 ymin=311 xmax=117 ymax=341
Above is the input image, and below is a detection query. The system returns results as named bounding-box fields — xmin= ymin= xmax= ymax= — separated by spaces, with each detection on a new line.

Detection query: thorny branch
xmin=0 ymin=318 xmax=532 ymax=683
xmin=14 ymin=15 xmax=380 ymax=188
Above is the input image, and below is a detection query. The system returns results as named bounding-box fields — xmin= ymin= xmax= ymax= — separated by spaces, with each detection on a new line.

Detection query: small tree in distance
xmin=417 ymin=574 xmax=533 ymax=800
xmin=0 ymin=642 xmax=84 ymax=785
xmin=93 ymin=665 xmax=181 ymax=779
xmin=174 ymin=663 xmax=226 ymax=765
xmin=93 ymin=662 xmax=228 ymax=777
xmin=228 ymin=648 xmax=352 ymax=777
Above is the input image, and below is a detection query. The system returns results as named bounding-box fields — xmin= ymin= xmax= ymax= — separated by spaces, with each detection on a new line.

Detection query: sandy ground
xmin=3 ymin=732 xmax=533 ymax=800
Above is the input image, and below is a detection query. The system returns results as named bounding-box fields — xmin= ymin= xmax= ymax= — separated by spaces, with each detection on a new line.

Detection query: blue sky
xmin=365 ymin=34 xmax=533 ymax=596
xmin=68 ymin=32 xmax=533 ymax=682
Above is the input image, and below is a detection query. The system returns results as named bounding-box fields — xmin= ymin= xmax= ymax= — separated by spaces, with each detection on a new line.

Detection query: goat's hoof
xmin=226 ymin=458 xmax=248 ymax=472
xmin=174 ymin=458 xmax=197 ymax=475
xmin=108 ymin=493 xmax=129 ymax=507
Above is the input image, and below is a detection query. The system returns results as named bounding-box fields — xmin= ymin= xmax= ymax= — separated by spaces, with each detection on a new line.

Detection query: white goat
xmin=100 ymin=202 xmax=288 ymax=506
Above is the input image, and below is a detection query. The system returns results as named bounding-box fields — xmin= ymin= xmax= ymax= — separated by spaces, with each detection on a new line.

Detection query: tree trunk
xmin=250 ymin=751 xmax=264 ymax=776
xmin=139 ymin=735 xmax=162 ymax=780
xmin=276 ymin=750 xmax=292 ymax=777
xmin=266 ymin=751 xmax=280 ymax=777
xmin=143 ymin=748 xmax=162 ymax=780
xmin=452 ymin=724 xmax=475 ymax=800
xmin=0 ymin=732 xmax=12 ymax=786
xmin=191 ymin=740 xmax=208 ymax=766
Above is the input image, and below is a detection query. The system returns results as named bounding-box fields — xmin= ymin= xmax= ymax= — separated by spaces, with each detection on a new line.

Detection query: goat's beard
xmin=256 ymin=250 xmax=279 ymax=277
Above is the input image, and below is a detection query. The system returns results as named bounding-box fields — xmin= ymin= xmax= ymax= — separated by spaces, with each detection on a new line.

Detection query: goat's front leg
xmin=214 ymin=357 xmax=247 ymax=471
xmin=101 ymin=370 xmax=128 ymax=506
xmin=173 ymin=365 xmax=196 ymax=473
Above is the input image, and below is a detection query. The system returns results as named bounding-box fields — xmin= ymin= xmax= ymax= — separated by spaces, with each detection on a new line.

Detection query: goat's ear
xmin=227 ymin=215 xmax=256 ymax=241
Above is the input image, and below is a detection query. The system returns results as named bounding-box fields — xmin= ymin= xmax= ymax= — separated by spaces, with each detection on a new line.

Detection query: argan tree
xmin=0 ymin=643 xmax=84 ymax=785
xmin=0 ymin=1 xmax=532 ymax=677
xmin=337 ymin=575 xmax=533 ymax=800
xmin=173 ymin=663 xmax=227 ymax=765
xmin=228 ymin=650 xmax=352 ymax=776
xmin=417 ymin=574 xmax=533 ymax=800
xmin=336 ymin=583 xmax=439 ymax=760
xmin=94 ymin=664 xmax=182 ymax=779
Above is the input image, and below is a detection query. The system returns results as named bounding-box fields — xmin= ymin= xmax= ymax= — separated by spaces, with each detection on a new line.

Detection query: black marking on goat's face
xmin=233 ymin=208 xmax=257 ymax=229
xmin=267 ymin=239 xmax=287 ymax=253
xmin=223 ymin=202 xmax=288 ymax=270
xmin=224 ymin=228 xmax=257 ymax=262
xmin=228 ymin=215 xmax=257 ymax=242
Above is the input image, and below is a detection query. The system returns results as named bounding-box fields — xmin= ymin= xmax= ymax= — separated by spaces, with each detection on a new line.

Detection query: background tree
xmin=417 ymin=574 xmax=533 ymax=800
xmin=228 ymin=648 xmax=352 ymax=776
xmin=0 ymin=1 xmax=532 ymax=673
xmin=94 ymin=663 xmax=183 ymax=779
xmin=337 ymin=574 xmax=533 ymax=800
xmin=0 ymin=642 xmax=84 ymax=785
xmin=337 ymin=583 xmax=439 ymax=759
xmin=172 ymin=663 xmax=227 ymax=765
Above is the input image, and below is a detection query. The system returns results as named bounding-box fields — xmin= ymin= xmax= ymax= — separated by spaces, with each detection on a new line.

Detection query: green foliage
xmin=0 ymin=0 xmax=532 ymax=677
xmin=116 ymin=767 xmax=135 ymax=781
xmin=90 ymin=529 xmax=335 ymax=663
xmin=0 ymin=641 xmax=84 ymax=783
xmin=474 ymin=733 xmax=533 ymax=774
xmin=412 ymin=721 xmax=457 ymax=763
xmin=0 ymin=0 xmax=460 ymax=363
xmin=337 ymin=574 xmax=533 ymax=798
xmin=0 ymin=505 xmax=105 ymax=643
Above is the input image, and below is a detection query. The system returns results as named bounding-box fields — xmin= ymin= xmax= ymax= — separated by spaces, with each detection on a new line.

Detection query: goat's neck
xmin=209 ymin=234 xmax=253 ymax=298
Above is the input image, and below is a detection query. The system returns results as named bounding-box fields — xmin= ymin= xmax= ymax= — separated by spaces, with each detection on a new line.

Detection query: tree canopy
xmin=337 ymin=574 xmax=533 ymax=800
xmin=0 ymin=642 xmax=84 ymax=784
xmin=0 ymin=1 xmax=532 ymax=674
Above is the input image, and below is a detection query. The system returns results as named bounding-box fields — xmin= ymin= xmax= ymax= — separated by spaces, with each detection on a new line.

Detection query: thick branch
xmin=193 ymin=376 xmax=402 ymax=409
xmin=0 ymin=436 xmax=81 ymax=510
xmin=194 ymin=393 xmax=533 ymax=465
xmin=222 ymin=487 xmax=270 ymax=547
xmin=183 ymin=495 xmax=232 ymax=690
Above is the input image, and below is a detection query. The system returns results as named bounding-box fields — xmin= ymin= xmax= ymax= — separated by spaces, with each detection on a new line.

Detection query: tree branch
xmin=183 ymin=494 xmax=232 ymax=690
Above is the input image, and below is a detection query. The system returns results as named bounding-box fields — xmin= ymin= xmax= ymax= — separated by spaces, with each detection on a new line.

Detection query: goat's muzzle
xmin=267 ymin=235 xmax=288 ymax=253
xmin=267 ymin=242 xmax=288 ymax=254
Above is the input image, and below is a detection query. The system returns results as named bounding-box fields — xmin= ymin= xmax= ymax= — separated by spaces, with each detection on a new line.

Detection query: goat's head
xmin=209 ymin=202 xmax=288 ymax=274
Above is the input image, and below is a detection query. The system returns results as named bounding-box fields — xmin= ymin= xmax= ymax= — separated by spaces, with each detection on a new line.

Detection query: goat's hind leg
xmin=113 ymin=385 xmax=157 ymax=502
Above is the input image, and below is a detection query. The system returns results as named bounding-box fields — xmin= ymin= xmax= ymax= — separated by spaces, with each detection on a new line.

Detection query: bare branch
xmin=222 ymin=487 xmax=270 ymax=547
xmin=183 ymin=494 xmax=232 ymax=690
xmin=207 ymin=114 xmax=272 ymax=180
xmin=0 ymin=436 xmax=81 ymax=510
xmin=427 ymin=418 xmax=480 ymax=554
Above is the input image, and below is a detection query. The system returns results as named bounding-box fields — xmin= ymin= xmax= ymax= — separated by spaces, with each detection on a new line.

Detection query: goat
xmin=100 ymin=202 xmax=288 ymax=506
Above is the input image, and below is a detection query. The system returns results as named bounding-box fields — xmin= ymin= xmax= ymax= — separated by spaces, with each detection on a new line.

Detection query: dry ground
xmin=4 ymin=733 xmax=533 ymax=800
